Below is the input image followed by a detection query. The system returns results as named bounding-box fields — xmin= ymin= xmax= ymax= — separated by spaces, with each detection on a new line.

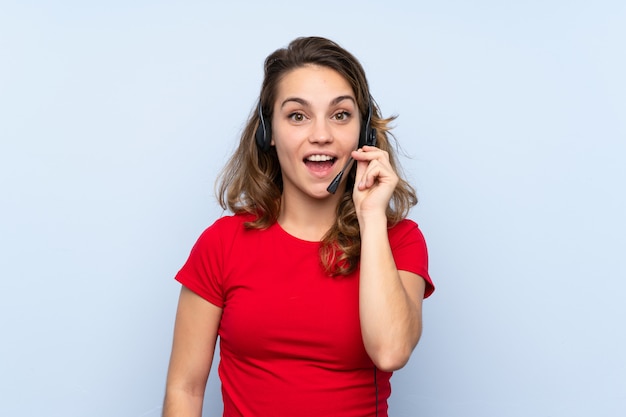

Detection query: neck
xmin=277 ymin=192 xmax=342 ymax=242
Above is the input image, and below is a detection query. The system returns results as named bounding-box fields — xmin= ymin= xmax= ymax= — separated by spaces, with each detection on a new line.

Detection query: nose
xmin=309 ymin=117 xmax=333 ymax=144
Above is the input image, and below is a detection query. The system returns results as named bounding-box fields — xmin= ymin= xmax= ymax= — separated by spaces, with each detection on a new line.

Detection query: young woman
xmin=163 ymin=36 xmax=434 ymax=417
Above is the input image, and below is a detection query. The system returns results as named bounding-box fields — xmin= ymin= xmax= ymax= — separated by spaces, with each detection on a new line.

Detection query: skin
xmin=163 ymin=64 xmax=426 ymax=416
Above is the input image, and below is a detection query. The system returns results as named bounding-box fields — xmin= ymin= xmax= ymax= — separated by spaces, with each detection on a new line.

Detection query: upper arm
xmin=166 ymin=286 xmax=223 ymax=396
xmin=399 ymin=271 xmax=427 ymax=351
xmin=399 ymin=270 xmax=426 ymax=309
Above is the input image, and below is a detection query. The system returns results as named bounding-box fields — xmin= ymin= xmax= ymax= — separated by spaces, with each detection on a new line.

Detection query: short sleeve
xmin=388 ymin=219 xmax=435 ymax=298
xmin=175 ymin=219 xmax=227 ymax=308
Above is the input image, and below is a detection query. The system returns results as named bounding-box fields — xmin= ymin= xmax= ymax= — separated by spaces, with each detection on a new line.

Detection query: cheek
xmin=271 ymin=124 xmax=300 ymax=152
xmin=343 ymin=125 xmax=361 ymax=149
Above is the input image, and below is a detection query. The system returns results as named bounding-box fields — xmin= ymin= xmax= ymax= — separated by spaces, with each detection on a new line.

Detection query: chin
xmin=302 ymin=183 xmax=334 ymax=200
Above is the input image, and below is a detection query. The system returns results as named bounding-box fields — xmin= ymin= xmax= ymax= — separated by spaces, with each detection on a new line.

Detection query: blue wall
xmin=1 ymin=1 xmax=624 ymax=416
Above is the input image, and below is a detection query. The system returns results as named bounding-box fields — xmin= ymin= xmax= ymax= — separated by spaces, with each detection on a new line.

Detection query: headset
xmin=359 ymin=100 xmax=377 ymax=148
xmin=255 ymin=102 xmax=273 ymax=152
xmin=254 ymin=98 xmax=377 ymax=152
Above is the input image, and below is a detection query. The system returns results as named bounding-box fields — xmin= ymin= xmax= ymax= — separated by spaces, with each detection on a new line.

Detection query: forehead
xmin=275 ymin=65 xmax=355 ymax=103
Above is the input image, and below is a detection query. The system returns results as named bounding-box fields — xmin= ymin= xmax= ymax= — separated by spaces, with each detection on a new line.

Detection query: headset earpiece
xmin=255 ymin=103 xmax=272 ymax=152
xmin=358 ymin=101 xmax=377 ymax=148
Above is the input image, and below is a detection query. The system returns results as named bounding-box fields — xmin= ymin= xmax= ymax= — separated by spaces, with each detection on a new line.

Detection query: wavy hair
xmin=217 ymin=36 xmax=417 ymax=275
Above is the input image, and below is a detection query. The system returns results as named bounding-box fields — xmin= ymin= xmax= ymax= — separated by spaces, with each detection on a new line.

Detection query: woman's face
xmin=271 ymin=64 xmax=361 ymax=200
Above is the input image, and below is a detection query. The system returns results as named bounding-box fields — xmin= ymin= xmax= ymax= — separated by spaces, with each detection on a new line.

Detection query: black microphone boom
xmin=327 ymin=157 xmax=355 ymax=194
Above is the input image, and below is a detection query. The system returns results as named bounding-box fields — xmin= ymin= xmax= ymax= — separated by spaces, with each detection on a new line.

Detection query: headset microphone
xmin=326 ymin=158 xmax=353 ymax=194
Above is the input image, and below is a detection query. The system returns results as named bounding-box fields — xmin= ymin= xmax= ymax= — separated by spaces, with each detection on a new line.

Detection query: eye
xmin=288 ymin=112 xmax=306 ymax=122
xmin=333 ymin=111 xmax=351 ymax=121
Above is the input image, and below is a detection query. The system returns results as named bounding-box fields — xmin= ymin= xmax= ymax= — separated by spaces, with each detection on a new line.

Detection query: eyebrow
xmin=280 ymin=95 xmax=356 ymax=109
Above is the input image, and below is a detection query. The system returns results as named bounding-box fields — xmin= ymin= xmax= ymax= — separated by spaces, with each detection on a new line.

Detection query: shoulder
xmin=201 ymin=212 xmax=256 ymax=234
xmin=387 ymin=218 xmax=428 ymax=258
xmin=215 ymin=212 xmax=256 ymax=227
xmin=388 ymin=218 xmax=425 ymax=244
xmin=189 ymin=213 xmax=250 ymax=249
xmin=388 ymin=219 xmax=434 ymax=298
xmin=194 ymin=212 xmax=271 ymax=250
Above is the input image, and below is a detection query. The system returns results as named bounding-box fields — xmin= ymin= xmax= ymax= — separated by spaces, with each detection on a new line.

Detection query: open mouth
xmin=304 ymin=154 xmax=337 ymax=171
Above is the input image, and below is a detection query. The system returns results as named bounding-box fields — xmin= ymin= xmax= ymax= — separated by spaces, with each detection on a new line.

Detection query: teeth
xmin=306 ymin=155 xmax=334 ymax=162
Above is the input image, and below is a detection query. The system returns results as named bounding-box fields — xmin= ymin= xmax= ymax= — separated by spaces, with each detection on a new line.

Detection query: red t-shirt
xmin=176 ymin=213 xmax=434 ymax=417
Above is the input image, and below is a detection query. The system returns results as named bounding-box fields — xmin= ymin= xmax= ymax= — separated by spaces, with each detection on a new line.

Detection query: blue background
xmin=1 ymin=1 xmax=625 ymax=416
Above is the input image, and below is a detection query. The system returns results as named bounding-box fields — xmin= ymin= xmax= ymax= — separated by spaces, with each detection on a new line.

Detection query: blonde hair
xmin=217 ymin=37 xmax=417 ymax=275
